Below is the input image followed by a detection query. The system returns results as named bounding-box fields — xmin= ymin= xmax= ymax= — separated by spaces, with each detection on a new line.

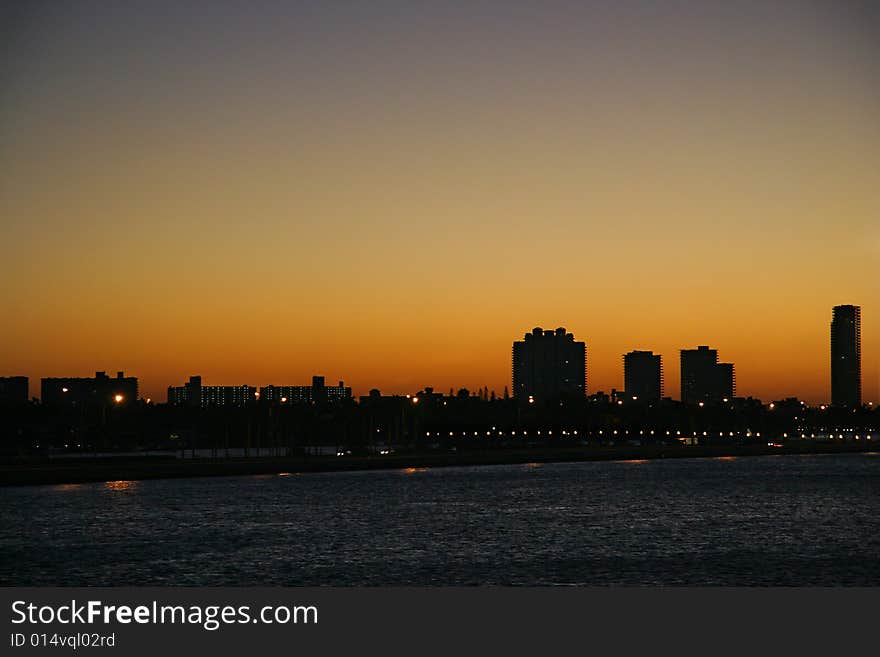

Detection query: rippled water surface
xmin=2 ymin=454 xmax=878 ymax=585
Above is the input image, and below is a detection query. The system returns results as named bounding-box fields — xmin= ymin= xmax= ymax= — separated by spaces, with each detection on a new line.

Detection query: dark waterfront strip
xmin=1 ymin=442 xmax=877 ymax=487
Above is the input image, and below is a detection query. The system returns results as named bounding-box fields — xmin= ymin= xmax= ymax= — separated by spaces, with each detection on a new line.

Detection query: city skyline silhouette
xmin=2 ymin=2 xmax=879 ymax=601
xmin=2 ymin=2 xmax=878 ymax=404
xmin=1 ymin=305 xmax=871 ymax=407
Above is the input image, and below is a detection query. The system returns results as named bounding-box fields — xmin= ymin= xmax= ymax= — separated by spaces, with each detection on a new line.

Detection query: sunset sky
xmin=2 ymin=1 xmax=878 ymax=403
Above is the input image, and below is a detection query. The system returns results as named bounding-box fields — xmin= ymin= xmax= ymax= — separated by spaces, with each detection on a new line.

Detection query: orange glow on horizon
xmin=1 ymin=3 xmax=877 ymax=406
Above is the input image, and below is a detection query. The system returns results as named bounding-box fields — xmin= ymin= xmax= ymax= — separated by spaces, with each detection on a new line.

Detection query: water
xmin=1 ymin=454 xmax=878 ymax=585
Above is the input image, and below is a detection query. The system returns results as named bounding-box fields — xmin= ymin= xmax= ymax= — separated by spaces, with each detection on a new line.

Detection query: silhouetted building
xmin=0 ymin=376 xmax=28 ymax=405
xmin=167 ymin=376 xmax=256 ymax=407
xmin=168 ymin=375 xmax=351 ymax=407
xmin=311 ymin=375 xmax=327 ymax=404
xmin=831 ymin=304 xmax=861 ymax=407
xmin=260 ymin=384 xmax=312 ymax=405
xmin=260 ymin=377 xmax=351 ymax=405
xmin=623 ymin=351 xmax=663 ymax=401
xmin=167 ymin=376 xmax=202 ymax=406
xmin=680 ymin=347 xmax=735 ymax=404
xmin=513 ymin=327 xmax=586 ymax=401
xmin=42 ymin=371 xmax=138 ymax=406
xmin=716 ymin=363 xmax=735 ymax=400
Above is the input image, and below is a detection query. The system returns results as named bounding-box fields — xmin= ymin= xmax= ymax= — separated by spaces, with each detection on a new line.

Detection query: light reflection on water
xmin=104 ymin=480 xmax=137 ymax=492
xmin=1 ymin=454 xmax=878 ymax=586
xmin=51 ymin=483 xmax=84 ymax=492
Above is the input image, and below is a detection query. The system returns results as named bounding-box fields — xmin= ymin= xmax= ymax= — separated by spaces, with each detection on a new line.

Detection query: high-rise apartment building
xmin=680 ymin=346 xmax=735 ymax=404
xmin=623 ymin=351 xmax=663 ymax=401
xmin=512 ymin=327 xmax=586 ymax=401
xmin=831 ymin=305 xmax=861 ymax=407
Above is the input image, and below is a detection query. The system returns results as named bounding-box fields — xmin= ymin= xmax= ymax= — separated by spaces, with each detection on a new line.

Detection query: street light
xmin=114 ymin=394 xmax=124 ymax=404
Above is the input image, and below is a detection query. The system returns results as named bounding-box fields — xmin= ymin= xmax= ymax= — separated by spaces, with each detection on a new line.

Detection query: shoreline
xmin=1 ymin=442 xmax=877 ymax=487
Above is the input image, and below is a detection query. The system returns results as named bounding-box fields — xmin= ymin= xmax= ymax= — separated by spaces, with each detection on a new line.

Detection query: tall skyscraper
xmin=623 ymin=351 xmax=663 ymax=401
xmin=512 ymin=327 xmax=586 ymax=401
xmin=680 ymin=346 xmax=735 ymax=404
xmin=831 ymin=305 xmax=861 ymax=407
